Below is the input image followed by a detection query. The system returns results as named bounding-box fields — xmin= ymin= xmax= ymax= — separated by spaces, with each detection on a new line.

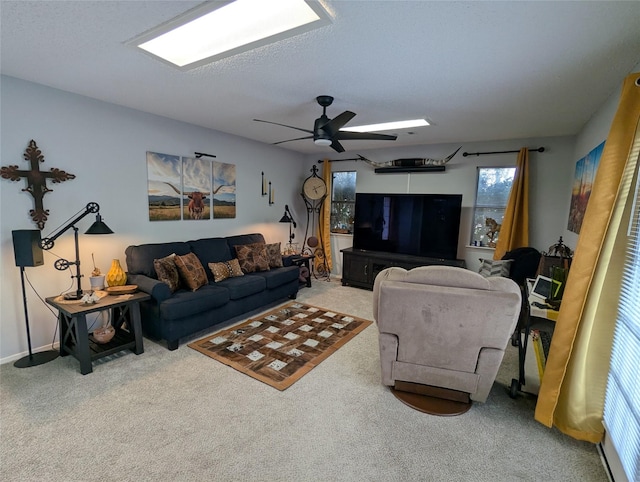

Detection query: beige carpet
xmin=189 ymin=302 xmax=372 ymax=390
xmin=0 ymin=278 xmax=606 ymax=481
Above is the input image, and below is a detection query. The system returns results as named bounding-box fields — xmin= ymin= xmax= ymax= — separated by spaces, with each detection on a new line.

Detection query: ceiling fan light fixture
xmin=341 ymin=118 xmax=430 ymax=133
xmin=129 ymin=0 xmax=332 ymax=70
xmin=314 ymin=138 xmax=333 ymax=147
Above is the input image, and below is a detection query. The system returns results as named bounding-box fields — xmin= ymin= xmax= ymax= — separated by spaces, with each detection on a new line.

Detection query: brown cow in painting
xmin=164 ymin=182 xmax=209 ymax=220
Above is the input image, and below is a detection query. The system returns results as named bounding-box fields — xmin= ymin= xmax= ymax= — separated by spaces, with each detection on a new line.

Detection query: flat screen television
xmin=352 ymin=193 xmax=462 ymax=260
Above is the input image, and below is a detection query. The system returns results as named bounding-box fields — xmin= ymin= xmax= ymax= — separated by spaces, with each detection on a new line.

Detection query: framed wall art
xmin=147 ymin=151 xmax=181 ymax=221
xmin=567 ymin=140 xmax=604 ymax=234
xmin=182 ymin=156 xmax=212 ymax=220
xmin=213 ymin=161 xmax=236 ymax=218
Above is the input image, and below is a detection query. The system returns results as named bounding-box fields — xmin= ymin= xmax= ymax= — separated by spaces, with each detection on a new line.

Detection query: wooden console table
xmin=341 ymin=248 xmax=466 ymax=290
xmin=46 ymin=291 xmax=149 ymax=374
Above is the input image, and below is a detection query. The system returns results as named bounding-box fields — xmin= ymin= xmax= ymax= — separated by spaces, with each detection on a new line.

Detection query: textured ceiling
xmin=2 ymin=1 xmax=640 ymax=155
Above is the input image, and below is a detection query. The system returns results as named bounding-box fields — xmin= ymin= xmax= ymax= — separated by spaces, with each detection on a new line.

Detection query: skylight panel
xmin=128 ymin=0 xmax=331 ymax=70
xmin=341 ymin=119 xmax=430 ymax=133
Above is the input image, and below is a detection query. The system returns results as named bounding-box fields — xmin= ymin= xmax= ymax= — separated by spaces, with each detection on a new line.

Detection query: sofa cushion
xmin=153 ymin=253 xmax=181 ymax=292
xmin=208 ymin=259 xmax=244 ymax=282
xmin=125 ymin=242 xmax=191 ymax=278
xmin=217 ymin=274 xmax=266 ymax=300
xmin=188 ymin=237 xmax=232 ymax=276
xmin=265 ymin=242 xmax=283 ymax=268
xmin=174 ymin=253 xmax=208 ymax=291
xmin=159 ymin=284 xmax=230 ymax=321
xmin=234 ymin=243 xmax=270 ymax=273
xmin=251 ymin=265 xmax=299 ymax=289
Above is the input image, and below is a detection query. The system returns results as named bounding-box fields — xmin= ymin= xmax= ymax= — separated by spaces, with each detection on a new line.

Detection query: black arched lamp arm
xmin=279 ymin=204 xmax=297 ymax=245
xmin=39 ymin=202 xmax=100 ymax=250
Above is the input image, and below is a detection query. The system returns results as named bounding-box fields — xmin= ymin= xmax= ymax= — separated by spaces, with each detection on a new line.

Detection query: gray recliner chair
xmin=373 ymin=266 xmax=521 ymax=414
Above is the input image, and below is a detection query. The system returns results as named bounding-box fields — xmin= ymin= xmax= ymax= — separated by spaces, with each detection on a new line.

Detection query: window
xmin=330 ymin=171 xmax=356 ymax=234
xmin=603 ymin=174 xmax=639 ymax=482
xmin=471 ymin=167 xmax=516 ymax=247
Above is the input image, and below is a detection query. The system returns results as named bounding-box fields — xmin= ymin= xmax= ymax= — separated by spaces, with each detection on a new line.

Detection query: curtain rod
xmin=462 ymin=147 xmax=545 ymax=157
xmin=318 ymin=146 xmax=545 ymax=162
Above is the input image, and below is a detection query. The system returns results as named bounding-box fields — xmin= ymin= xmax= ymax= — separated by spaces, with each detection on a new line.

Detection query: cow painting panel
xmin=147 ymin=151 xmax=181 ymax=221
xmin=181 ymin=157 xmax=212 ymax=220
xmin=213 ymin=161 xmax=236 ymax=219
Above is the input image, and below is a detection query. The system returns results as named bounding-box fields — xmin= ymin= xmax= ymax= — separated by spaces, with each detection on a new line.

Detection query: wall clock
xmin=302 ymin=174 xmax=327 ymax=201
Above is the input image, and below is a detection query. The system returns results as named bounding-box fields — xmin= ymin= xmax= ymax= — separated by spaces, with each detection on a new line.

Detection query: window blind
xmin=603 ymin=167 xmax=640 ymax=482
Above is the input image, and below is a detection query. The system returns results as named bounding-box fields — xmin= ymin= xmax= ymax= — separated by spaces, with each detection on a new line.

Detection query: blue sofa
xmin=125 ymin=233 xmax=300 ymax=350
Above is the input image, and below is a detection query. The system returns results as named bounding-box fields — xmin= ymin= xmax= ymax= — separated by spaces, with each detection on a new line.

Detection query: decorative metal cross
xmin=1 ymin=139 xmax=76 ymax=230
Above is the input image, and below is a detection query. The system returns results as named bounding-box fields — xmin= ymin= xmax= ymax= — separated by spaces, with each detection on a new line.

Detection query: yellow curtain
xmin=316 ymin=160 xmax=333 ymax=275
xmin=493 ymin=148 xmax=530 ymax=260
xmin=535 ymin=72 xmax=640 ymax=443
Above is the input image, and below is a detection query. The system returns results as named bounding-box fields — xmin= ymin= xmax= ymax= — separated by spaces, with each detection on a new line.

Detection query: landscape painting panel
xmin=567 ymin=140 xmax=604 ymax=234
xmin=213 ymin=161 xmax=236 ymax=218
xmin=182 ymin=157 xmax=212 ymax=220
xmin=147 ymin=151 xmax=181 ymax=221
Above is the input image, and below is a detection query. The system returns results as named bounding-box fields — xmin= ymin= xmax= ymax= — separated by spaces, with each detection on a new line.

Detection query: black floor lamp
xmin=11 ymin=230 xmax=59 ymax=368
xmin=279 ymin=204 xmax=297 ymax=253
xmin=39 ymin=202 xmax=113 ymax=300
xmin=11 ymin=202 xmax=113 ymax=368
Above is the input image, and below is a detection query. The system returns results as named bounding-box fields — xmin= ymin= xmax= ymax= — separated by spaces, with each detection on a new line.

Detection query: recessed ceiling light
xmin=341 ymin=119 xmax=430 ymax=133
xmin=128 ymin=0 xmax=332 ymax=70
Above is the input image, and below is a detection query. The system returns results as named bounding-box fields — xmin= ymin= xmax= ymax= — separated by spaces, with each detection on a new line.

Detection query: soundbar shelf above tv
xmin=340 ymin=248 xmax=466 ymax=291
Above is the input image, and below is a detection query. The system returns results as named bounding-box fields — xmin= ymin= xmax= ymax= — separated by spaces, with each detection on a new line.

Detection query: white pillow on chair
xmin=478 ymin=258 xmax=513 ymax=278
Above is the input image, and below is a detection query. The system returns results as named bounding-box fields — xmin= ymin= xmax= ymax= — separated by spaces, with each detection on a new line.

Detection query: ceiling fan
xmin=254 ymin=95 xmax=397 ymax=153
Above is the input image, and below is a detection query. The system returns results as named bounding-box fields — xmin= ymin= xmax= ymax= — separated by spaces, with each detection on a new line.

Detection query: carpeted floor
xmin=0 ymin=278 xmax=607 ymax=481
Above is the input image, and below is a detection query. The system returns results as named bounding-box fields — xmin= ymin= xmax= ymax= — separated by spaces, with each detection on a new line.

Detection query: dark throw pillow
xmin=234 ymin=243 xmax=270 ymax=273
xmin=265 ymin=242 xmax=283 ymax=268
xmin=153 ymin=253 xmax=181 ymax=292
xmin=174 ymin=252 xmax=208 ymax=291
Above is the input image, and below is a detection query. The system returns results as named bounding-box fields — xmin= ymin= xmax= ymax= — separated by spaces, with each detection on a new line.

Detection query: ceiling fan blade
xmin=321 ymin=111 xmax=356 ymax=136
xmin=272 ymin=135 xmax=313 ymax=145
xmin=331 ymin=139 xmax=345 ymax=153
xmin=253 ymin=118 xmax=314 ymax=135
xmin=336 ymin=131 xmax=398 ymax=141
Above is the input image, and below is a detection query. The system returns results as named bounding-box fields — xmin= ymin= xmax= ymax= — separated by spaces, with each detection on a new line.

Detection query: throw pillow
xmin=478 ymin=258 xmax=513 ymax=278
xmin=265 ymin=242 xmax=283 ymax=268
xmin=153 ymin=253 xmax=181 ymax=292
xmin=234 ymin=243 xmax=270 ymax=273
xmin=208 ymin=259 xmax=245 ymax=282
xmin=174 ymin=252 xmax=208 ymax=291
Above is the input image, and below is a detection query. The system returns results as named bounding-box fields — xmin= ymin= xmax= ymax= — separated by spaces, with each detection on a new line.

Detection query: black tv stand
xmin=340 ymin=247 xmax=466 ymax=290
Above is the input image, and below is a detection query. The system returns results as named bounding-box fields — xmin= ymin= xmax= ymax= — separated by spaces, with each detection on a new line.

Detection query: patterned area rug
xmin=188 ymin=302 xmax=372 ymax=390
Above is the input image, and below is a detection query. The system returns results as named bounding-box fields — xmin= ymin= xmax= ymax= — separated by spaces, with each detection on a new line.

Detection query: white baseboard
xmin=0 ymin=342 xmax=60 ymax=366
xmin=599 ymin=428 xmax=630 ymax=482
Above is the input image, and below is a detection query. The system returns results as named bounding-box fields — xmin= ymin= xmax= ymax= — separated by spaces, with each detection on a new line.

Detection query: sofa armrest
xmin=127 ymin=273 xmax=172 ymax=303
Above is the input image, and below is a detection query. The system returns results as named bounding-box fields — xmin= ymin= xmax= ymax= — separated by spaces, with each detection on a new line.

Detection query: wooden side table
xmin=46 ymin=291 xmax=149 ymax=374
xmin=283 ymin=254 xmax=315 ymax=287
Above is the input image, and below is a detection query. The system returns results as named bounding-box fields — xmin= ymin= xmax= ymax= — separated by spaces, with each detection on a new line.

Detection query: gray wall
xmin=2 ymin=63 xmax=637 ymax=361
xmin=320 ymin=136 xmax=575 ymax=274
xmin=562 ymin=62 xmax=640 ymax=250
xmin=0 ymin=76 xmax=309 ymax=361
